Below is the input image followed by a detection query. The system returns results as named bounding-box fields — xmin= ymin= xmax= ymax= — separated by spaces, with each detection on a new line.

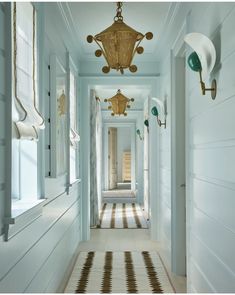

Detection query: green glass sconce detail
xmin=151 ymin=106 xmax=166 ymax=128
xmin=188 ymin=51 xmax=202 ymax=71
xmin=188 ymin=51 xmax=216 ymax=99
xmin=144 ymin=119 xmax=149 ymax=133
xmin=136 ymin=129 xmax=143 ymax=140
xmin=184 ymin=33 xmax=217 ymax=100
xmin=144 ymin=119 xmax=149 ymax=127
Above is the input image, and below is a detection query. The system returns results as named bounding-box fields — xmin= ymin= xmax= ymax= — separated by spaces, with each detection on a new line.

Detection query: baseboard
xmin=57 ymin=243 xmax=81 ymax=293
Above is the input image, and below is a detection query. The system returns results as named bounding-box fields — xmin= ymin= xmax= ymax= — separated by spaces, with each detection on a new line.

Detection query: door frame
xmin=108 ymin=127 xmax=118 ymax=189
xmin=171 ymin=21 xmax=188 ymax=276
xmin=103 ymin=122 xmax=136 ymax=191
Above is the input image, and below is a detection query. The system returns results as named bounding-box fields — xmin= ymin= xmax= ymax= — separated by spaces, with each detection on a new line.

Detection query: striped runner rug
xmin=64 ymin=251 xmax=175 ymax=293
xmin=98 ymin=203 xmax=148 ymax=229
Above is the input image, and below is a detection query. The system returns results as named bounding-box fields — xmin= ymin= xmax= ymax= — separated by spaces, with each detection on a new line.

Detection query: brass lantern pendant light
xmin=87 ymin=2 xmax=153 ymax=74
xmin=104 ymin=89 xmax=134 ymax=116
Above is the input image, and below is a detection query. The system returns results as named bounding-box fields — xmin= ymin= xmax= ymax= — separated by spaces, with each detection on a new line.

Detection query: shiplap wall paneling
xmin=0 ymin=3 xmax=6 ymax=234
xmin=158 ymin=2 xmax=235 ymax=292
xmin=158 ymin=55 xmax=172 ymax=267
xmin=0 ymin=189 xmax=80 ymax=292
xmin=188 ymin=3 xmax=235 ymax=293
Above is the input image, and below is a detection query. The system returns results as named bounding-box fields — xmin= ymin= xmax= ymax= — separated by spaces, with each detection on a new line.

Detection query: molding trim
xmin=79 ymin=73 xmax=160 ymax=78
xmin=155 ymin=2 xmax=187 ymax=60
xmin=56 ymin=2 xmax=83 ymax=57
xmin=152 ymin=2 xmax=181 ymax=55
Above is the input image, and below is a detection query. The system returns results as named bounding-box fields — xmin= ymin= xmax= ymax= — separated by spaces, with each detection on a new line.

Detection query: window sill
xmin=4 ymin=199 xmax=46 ymax=241
xmin=67 ymin=178 xmax=81 ymax=194
xmin=12 ymin=199 xmax=45 ymax=218
xmin=69 ymin=178 xmax=81 ymax=187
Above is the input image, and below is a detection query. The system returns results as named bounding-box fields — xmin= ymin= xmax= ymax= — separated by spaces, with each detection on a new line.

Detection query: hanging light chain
xmin=114 ymin=2 xmax=123 ymax=22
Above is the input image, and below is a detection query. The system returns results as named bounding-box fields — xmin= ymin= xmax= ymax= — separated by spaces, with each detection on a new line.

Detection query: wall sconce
xmin=144 ymin=119 xmax=149 ymax=133
xmin=184 ymin=33 xmax=217 ymax=100
xmin=136 ymin=129 xmax=143 ymax=140
xmin=151 ymin=97 xmax=167 ymax=129
xmin=151 ymin=106 xmax=166 ymax=128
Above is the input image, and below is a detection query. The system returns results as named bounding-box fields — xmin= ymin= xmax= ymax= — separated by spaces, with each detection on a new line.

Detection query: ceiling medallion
xmin=104 ymin=89 xmax=134 ymax=116
xmin=87 ymin=2 xmax=153 ymax=74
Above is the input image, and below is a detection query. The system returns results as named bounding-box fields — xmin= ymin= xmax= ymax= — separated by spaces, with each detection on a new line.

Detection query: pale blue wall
xmin=157 ymin=2 xmax=235 ymax=292
xmin=0 ymin=3 xmax=6 ymax=236
xmin=0 ymin=3 xmax=82 ymax=292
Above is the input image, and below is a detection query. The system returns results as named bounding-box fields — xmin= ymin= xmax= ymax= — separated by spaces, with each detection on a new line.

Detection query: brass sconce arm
xmin=199 ymin=71 xmax=217 ymax=99
xmin=156 ymin=116 xmax=166 ymax=129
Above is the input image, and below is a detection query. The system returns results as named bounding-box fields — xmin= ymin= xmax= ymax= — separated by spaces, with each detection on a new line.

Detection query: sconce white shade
xmin=184 ymin=33 xmax=216 ymax=80
xmin=151 ymin=97 xmax=167 ymax=116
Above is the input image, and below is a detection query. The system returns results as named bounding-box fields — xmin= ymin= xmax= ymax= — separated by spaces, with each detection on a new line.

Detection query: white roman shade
xmin=70 ymin=128 xmax=80 ymax=148
xmin=69 ymin=72 xmax=79 ymax=148
xmin=13 ymin=2 xmax=44 ymax=140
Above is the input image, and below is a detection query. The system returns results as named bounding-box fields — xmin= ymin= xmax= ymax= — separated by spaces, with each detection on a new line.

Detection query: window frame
xmin=3 ymin=2 xmax=45 ymax=241
xmin=66 ymin=53 xmax=80 ymax=188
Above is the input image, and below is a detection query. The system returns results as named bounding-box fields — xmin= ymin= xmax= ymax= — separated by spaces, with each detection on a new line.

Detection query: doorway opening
xmin=109 ymin=126 xmax=131 ymax=190
xmin=171 ymin=42 xmax=187 ymax=276
xmin=103 ymin=125 xmax=136 ymax=201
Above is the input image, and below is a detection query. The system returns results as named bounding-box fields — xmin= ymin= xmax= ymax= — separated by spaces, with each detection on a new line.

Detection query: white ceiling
xmin=65 ymin=2 xmax=171 ymax=61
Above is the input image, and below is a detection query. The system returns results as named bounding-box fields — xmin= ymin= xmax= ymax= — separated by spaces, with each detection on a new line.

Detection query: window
xmin=69 ymin=70 xmax=80 ymax=183
xmin=11 ymin=3 xmax=44 ymax=217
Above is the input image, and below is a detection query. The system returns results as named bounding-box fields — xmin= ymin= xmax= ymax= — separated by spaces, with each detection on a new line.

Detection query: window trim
xmin=66 ymin=53 xmax=80 ymax=189
xmin=49 ymin=54 xmax=67 ymax=178
xmin=3 ymin=3 xmax=45 ymax=241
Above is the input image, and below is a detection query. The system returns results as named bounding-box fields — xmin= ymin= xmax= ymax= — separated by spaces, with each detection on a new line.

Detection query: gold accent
xmin=156 ymin=117 xmax=166 ymax=129
xmin=58 ymin=90 xmax=66 ymax=116
xmin=104 ymin=89 xmax=134 ymax=116
xmin=87 ymin=2 xmax=153 ymax=74
xmin=199 ymin=71 xmax=217 ymax=100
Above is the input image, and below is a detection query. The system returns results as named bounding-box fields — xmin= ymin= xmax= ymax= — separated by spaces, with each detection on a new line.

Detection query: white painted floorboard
xmin=64 ymin=228 xmax=186 ymax=293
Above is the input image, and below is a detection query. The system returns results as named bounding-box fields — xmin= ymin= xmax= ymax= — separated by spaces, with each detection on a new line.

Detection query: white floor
xmin=75 ymin=229 xmax=186 ymax=293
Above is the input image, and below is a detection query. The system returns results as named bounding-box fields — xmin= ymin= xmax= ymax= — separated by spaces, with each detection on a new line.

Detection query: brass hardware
xmin=199 ymin=71 xmax=217 ymax=100
xmin=87 ymin=2 xmax=153 ymax=74
xmin=159 ymin=120 xmax=166 ymax=128
xmin=104 ymin=89 xmax=134 ymax=116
